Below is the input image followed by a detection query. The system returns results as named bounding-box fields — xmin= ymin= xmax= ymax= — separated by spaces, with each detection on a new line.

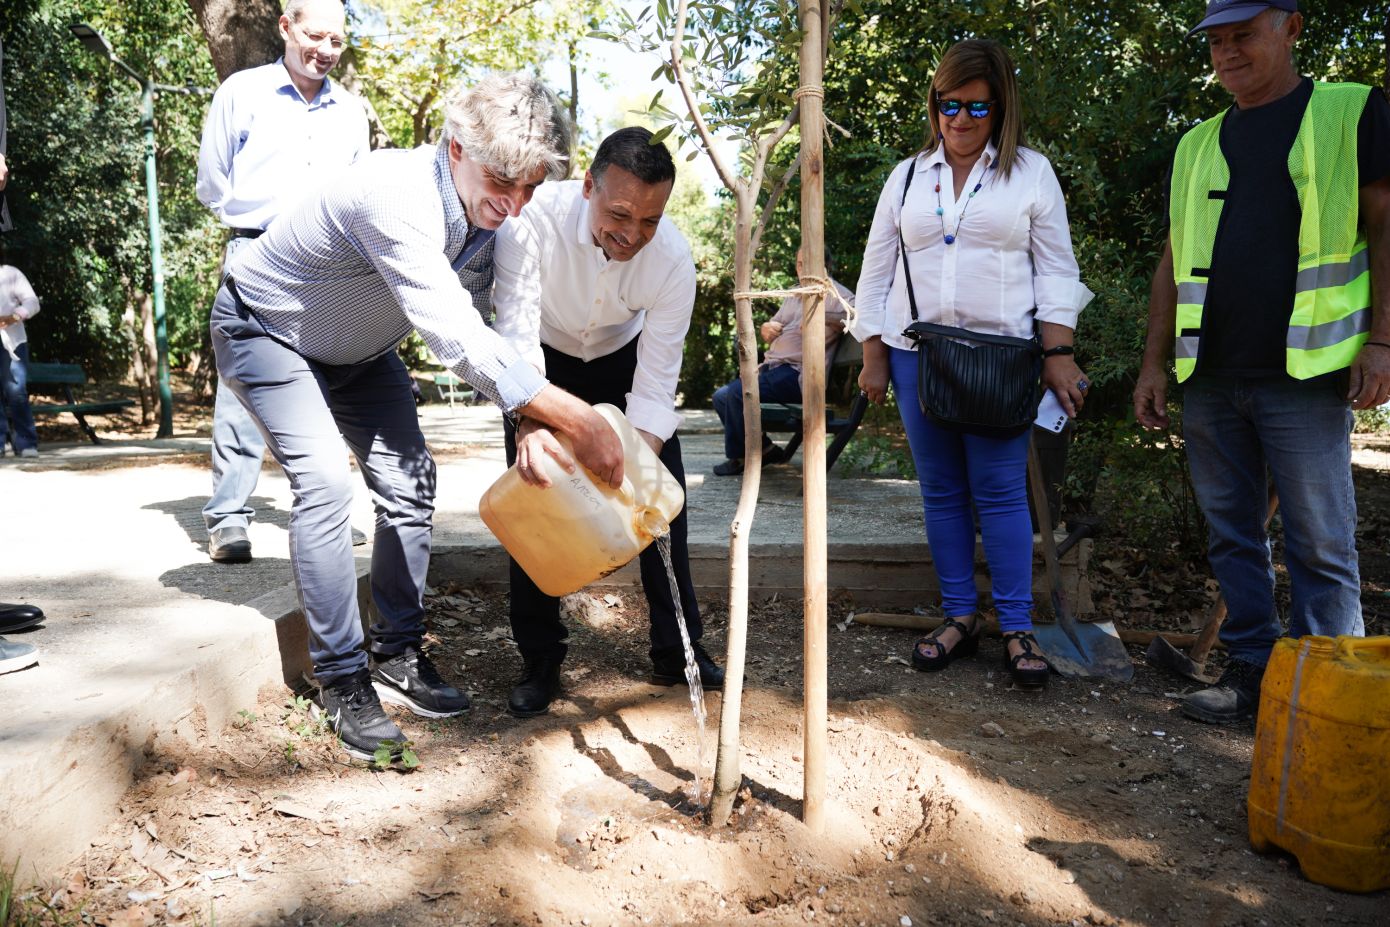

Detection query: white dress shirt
xmin=229 ymin=144 xmax=545 ymax=412
xmin=492 ymin=180 xmax=696 ymax=440
xmin=0 ymin=264 xmax=39 ymax=358
xmin=851 ymin=143 xmax=1093 ymax=352
xmin=196 ymin=60 xmax=368 ymax=231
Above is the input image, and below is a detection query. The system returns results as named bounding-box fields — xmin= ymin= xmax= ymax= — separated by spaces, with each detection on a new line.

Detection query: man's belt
xmin=229 ymin=228 xmax=264 ymax=240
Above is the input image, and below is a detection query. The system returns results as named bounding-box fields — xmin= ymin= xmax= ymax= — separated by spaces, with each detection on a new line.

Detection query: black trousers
xmin=504 ymin=337 xmax=702 ymax=661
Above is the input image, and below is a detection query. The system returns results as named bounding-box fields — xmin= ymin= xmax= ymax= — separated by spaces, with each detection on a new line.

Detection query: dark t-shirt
xmin=1179 ymin=78 xmax=1390 ymax=377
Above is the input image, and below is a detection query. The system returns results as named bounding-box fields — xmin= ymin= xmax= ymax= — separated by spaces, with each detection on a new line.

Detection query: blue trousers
xmin=203 ymin=236 xmax=267 ymax=532
xmin=0 ymin=342 xmax=37 ymax=454
xmin=711 ymin=362 xmax=803 ymax=460
xmin=890 ymin=346 xmax=1034 ymax=630
xmin=210 ymin=281 xmax=433 ymax=684
xmin=1183 ymin=374 xmax=1362 ymax=667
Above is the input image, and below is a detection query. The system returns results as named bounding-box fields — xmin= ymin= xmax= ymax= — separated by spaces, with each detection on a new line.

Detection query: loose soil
xmin=20 ymin=400 xmax=1389 ymax=927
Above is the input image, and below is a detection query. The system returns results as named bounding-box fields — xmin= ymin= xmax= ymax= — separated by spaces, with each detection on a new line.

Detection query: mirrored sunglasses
xmin=937 ymin=98 xmax=995 ymax=119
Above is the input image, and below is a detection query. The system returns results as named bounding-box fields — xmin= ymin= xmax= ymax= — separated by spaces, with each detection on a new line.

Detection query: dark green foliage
xmin=1 ymin=0 xmax=219 ymax=382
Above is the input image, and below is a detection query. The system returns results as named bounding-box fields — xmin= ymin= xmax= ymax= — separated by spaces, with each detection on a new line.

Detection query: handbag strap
xmin=897 ymin=161 xmax=921 ymax=323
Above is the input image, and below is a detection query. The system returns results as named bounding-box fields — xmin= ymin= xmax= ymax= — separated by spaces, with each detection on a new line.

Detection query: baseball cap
xmin=1188 ymin=0 xmax=1298 ymax=38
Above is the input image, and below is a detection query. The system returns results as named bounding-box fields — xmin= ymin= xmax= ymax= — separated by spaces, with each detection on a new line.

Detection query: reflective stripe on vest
xmin=1168 ymin=81 xmax=1371 ymax=381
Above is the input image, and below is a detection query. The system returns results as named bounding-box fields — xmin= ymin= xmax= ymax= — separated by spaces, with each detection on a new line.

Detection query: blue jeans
xmin=712 ymin=362 xmax=803 ymax=459
xmin=211 ymin=281 xmax=433 ymax=683
xmin=1183 ymin=375 xmax=1363 ymax=667
xmin=889 ymin=346 xmax=1034 ymax=630
xmin=0 ymin=342 xmax=38 ymax=454
xmin=204 ymin=236 xmax=268 ymax=532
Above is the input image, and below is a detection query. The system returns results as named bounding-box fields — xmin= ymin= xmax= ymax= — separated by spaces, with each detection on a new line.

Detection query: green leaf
xmin=650 ymin=123 xmax=676 ymax=145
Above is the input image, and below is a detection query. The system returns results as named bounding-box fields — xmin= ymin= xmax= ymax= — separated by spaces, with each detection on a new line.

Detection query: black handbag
xmin=896 ymin=163 xmax=1041 ymax=438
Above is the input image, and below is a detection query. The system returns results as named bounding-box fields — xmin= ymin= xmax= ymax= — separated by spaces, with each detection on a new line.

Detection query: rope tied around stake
xmin=732 ymin=275 xmax=857 ymax=329
xmin=792 ymin=85 xmax=825 ymax=102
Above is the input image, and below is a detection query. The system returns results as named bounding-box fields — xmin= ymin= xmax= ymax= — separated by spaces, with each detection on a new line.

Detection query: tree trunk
xmin=122 ymin=288 xmax=152 ymax=423
xmin=187 ymin=0 xmax=282 ymax=82
xmin=337 ymin=48 xmax=395 ymax=150
xmin=568 ymin=41 xmax=580 ymax=128
xmin=709 ymin=184 xmax=763 ymax=826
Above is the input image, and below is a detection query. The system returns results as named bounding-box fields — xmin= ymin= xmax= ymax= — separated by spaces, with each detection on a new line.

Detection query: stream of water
xmin=654 ymin=533 xmax=709 ymax=806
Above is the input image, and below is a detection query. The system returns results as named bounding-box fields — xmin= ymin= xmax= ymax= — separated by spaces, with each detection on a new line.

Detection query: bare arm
xmin=1349 ymin=175 xmax=1390 ymax=409
xmin=1133 ymin=239 xmax=1176 ymax=430
xmin=858 ymin=335 xmax=889 ymax=404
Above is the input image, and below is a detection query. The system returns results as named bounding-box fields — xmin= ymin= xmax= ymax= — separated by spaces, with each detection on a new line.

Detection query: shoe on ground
xmin=650 ymin=641 xmax=725 ymax=690
xmin=1182 ymin=658 xmax=1265 ymax=724
xmin=209 ymin=526 xmax=253 ymax=563
xmin=311 ymin=669 xmax=405 ymax=760
xmin=0 ymin=637 xmax=39 ymax=675
xmin=713 ymin=458 xmax=744 ymax=476
xmin=17 ymin=448 xmax=38 ymax=458
xmin=508 ymin=655 xmax=564 ymax=717
xmin=0 ymin=602 xmax=45 ymax=634
xmin=352 ymin=527 xmax=368 ymax=546
xmin=371 ymin=645 xmax=470 ymax=718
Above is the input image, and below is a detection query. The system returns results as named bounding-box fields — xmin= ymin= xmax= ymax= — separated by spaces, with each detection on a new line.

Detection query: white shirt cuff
xmin=492 ymin=358 xmax=549 ymax=413
xmin=1034 ymin=277 xmax=1094 ymax=329
xmin=624 ymin=394 xmax=683 ymax=442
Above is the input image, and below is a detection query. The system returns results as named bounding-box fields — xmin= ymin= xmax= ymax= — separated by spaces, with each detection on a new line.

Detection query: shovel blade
xmin=1034 ymin=620 xmax=1134 ymax=683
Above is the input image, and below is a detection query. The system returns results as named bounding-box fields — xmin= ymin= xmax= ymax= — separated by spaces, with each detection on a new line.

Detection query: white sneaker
xmin=18 ymin=448 xmax=38 ymax=458
xmin=0 ymin=637 xmax=39 ymax=675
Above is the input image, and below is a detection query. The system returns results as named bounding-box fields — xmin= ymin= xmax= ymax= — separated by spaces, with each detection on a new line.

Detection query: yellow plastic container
xmin=478 ymin=403 xmax=685 ymax=597
xmin=1248 ymin=635 xmax=1390 ymax=893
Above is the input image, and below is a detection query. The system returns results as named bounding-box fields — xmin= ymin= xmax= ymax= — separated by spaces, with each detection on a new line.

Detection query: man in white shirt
xmin=493 ymin=126 xmax=723 ymax=717
xmin=195 ymin=0 xmax=368 ymax=564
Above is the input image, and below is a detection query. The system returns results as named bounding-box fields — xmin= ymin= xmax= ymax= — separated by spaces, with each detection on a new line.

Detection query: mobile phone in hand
xmin=1034 ymin=389 xmax=1069 ymax=433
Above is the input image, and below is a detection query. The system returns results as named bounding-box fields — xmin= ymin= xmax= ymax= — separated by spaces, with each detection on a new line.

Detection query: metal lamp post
xmin=68 ymin=22 xmax=211 ymax=438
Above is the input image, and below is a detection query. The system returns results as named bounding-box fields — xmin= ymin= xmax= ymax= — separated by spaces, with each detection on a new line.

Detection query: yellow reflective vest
xmin=1169 ymin=81 xmax=1371 ymax=381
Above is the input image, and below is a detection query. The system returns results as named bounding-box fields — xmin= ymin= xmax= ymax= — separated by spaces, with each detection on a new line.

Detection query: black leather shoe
xmin=0 ymin=603 xmax=44 ymax=634
xmin=209 ymin=526 xmax=252 ymax=563
xmin=650 ymin=641 xmax=725 ymax=691
xmin=508 ymin=656 xmax=564 ymax=717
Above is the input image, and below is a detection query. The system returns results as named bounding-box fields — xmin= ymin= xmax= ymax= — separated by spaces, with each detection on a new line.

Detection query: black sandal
xmin=1001 ymin=631 xmax=1051 ymax=689
xmin=911 ymin=615 xmax=982 ymax=672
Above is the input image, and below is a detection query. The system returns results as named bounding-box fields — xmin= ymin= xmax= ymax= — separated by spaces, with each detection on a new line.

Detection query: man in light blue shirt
xmin=195 ymin=0 xmax=368 ymax=564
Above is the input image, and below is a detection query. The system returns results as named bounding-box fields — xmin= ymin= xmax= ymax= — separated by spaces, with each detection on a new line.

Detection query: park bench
xmin=27 ymin=362 xmax=135 ymax=444
xmin=432 ymin=370 xmax=474 ymax=408
xmin=760 ymin=332 xmax=869 ymax=472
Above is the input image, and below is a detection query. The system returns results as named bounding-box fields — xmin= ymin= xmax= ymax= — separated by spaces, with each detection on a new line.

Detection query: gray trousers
xmin=203 ymin=236 xmax=268 ymax=533
xmin=210 ymin=280 xmax=435 ymax=683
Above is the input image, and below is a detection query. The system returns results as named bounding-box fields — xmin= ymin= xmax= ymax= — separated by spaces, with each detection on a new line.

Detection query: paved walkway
xmin=0 ymin=402 xmax=929 ymax=880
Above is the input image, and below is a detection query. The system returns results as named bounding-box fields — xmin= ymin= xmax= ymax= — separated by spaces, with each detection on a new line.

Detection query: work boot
xmin=312 ymin=669 xmax=405 ymax=760
xmin=209 ymin=526 xmax=252 ymax=563
xmin=1182 ymin=659 xmax=1266 ymax=724
xmin=0 ymin=602 xmax=45 ymax=634
xmin=371 ymin=645 xmax=471 ymax=718
xmin=650 ymin=641 xmax=725 ymax=691
xmin=0 ymin=637 xmax=39 ymax=676
xmin=508 ymin=655 xmax=564 ymax=718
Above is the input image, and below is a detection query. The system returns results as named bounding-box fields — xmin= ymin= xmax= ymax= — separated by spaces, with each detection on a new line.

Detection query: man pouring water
xmin=492 ymin=126 xmax=724 ymax=717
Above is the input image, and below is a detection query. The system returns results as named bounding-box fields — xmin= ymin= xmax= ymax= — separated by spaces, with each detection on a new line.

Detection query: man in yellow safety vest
xmin=1133 ymin=0 xmax=1390 ymax=723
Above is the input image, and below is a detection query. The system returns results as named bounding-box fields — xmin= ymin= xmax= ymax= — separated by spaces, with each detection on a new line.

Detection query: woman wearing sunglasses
xmin=850 ymin=39 xmax=1093 ymax=689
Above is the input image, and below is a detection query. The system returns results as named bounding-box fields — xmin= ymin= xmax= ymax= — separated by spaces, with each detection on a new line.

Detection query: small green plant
xmin=281 ymin=695 xmax=326 ymax=738
xmin=1 ymin=859 xmax=83 ymax=927
xmin=232 ymin=709 xmax=258 ymax=729
xmin=282 ymin=739 xmax=299 ymax=769
xmin=372 ymin=740 xmax=420 ymax=771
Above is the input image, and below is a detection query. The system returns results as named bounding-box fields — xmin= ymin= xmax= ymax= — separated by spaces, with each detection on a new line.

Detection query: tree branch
xmin=749 ymin=154 xmax=801 ymax=258
xmin=671 ymin=0 xmax=739 ymax=193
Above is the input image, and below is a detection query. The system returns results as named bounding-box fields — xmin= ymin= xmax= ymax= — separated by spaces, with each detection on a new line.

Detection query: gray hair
xmin=443 ymin=74 xmax=573 ymax=181
xmin=281 ymin=0 xmax=343 ymax=22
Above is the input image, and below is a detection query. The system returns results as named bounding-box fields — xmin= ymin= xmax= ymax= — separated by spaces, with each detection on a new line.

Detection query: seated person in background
xmin=0 ymin=260 xmax=40 ymax=458
xmin=710 ymin=247 xmax=853 ymax=475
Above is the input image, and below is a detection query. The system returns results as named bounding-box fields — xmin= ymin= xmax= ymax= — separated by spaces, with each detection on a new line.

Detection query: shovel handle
xmin=1026 ymin=437 xmax=1072 ymax=625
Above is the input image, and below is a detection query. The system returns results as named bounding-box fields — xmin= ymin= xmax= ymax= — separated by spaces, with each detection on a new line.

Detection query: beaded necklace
xmin=934 ymin=159 xmax=996 ymax=245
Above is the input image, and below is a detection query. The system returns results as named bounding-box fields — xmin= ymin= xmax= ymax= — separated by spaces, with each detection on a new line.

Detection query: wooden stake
xmin=798 ymin=0 xmax=828 ymax=834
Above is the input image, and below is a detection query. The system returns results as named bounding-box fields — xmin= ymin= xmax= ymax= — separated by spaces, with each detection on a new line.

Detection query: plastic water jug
xmin=1248 ymin=635 xmax=1390 ymax=893
xmin=478 ymin=403 xmax=685 ymax=597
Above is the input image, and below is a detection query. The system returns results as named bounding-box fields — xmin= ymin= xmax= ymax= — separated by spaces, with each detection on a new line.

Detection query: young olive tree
xmin=596 ymin=0 xmax=847 ymax=827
